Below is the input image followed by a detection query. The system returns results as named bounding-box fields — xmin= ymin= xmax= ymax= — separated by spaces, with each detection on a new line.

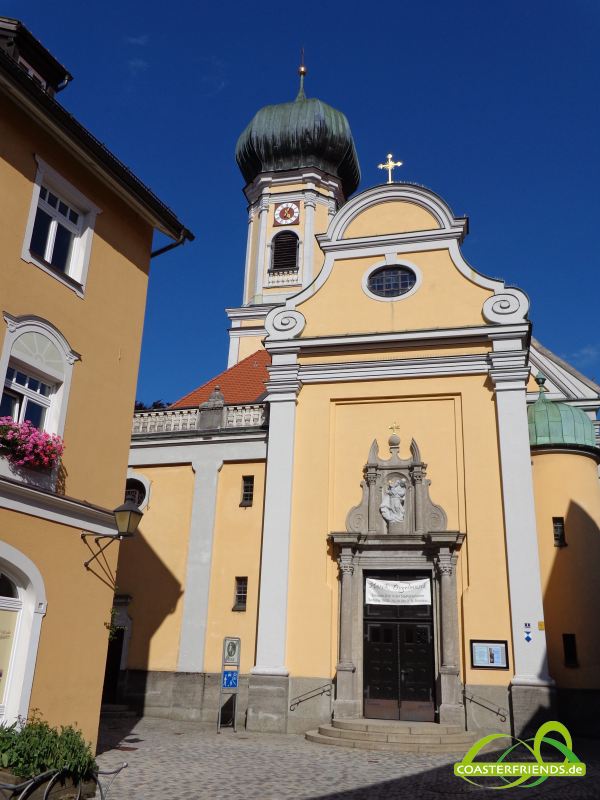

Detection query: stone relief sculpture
xmin=379 ymin=478 xmax=407 ymax=523
xmin=346 ymin=433 xmax=447 ymax=535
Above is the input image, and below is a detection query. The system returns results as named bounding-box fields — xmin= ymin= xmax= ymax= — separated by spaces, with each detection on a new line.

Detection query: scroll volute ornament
xmin=345 ymin=434 xmax=447 ymax=535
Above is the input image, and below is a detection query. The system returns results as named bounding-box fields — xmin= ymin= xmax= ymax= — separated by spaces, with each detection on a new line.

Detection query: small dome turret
xmin=235 ymin=73 xmax=360 ymax=197
xmin=528 ymin=374 xmax=596 ymax=448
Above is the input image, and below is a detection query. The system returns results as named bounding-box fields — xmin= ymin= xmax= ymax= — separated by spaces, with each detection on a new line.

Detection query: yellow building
xmin=0 ymin=18 xmax=192 ymax=748
xmin=119 ymin=73 xmax=600 ymax=742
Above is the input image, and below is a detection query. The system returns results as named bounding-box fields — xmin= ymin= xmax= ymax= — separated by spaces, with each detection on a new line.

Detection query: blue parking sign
xmin=222 ymin=670 xmax=238 ymax=689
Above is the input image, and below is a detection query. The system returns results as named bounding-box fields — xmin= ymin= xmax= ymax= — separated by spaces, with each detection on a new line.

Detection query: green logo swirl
xmin=453 ymin=721 xmax=585 ymax=789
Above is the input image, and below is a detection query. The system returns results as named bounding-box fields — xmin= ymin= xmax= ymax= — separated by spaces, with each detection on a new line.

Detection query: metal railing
xmin=593 ymin=419 xmax=600 ymax=448
xmin=463 ymin=689 xmax=508 ymax=723
xmin=289 ymin=683 xmax=332 ymax=712
xmin=132 ymin=404 xmax=266 ymax=436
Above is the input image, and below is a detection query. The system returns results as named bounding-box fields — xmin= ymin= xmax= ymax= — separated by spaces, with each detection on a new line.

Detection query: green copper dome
xmin=235 ymin=87 xmax=361 ymax=197
xmin=528 ymin=374 xmax=596 ymax=448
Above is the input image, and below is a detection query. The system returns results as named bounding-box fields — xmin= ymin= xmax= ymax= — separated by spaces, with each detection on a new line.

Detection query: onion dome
xmin=528 ymin=374 xmax=596 ymax=448
xmin=235 ymin=69 xmax=360 ymax=197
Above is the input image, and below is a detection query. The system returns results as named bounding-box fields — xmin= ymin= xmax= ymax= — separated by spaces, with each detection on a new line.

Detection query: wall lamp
xmin=82 ymin=500 xmax=143 ymax=572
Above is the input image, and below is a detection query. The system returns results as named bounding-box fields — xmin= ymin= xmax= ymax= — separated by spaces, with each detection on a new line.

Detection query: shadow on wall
xmin=97 ymin=527 xmax=183 ymax=749
xmin=544 ymin=500 xmax=600 ymax=737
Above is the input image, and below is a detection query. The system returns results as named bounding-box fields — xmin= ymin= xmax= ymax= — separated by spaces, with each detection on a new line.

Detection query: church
xmin=114 ymin=68 xmax=600 ymax=746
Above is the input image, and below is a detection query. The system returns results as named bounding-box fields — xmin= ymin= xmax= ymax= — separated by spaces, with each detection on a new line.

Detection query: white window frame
xmin=21 ymin=156 xmax=101 ymax=297
xmin=0 ymin=314 xmax=80 ymax=440
xmin=2 ymin=365 xmax=53 ymax=429
xmin=0 ymin=543 xmax=47 ymax=725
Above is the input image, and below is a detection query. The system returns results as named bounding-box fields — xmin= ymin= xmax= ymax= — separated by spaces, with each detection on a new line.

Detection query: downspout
xmin=151 ymin=228 xmax=195 ymax=259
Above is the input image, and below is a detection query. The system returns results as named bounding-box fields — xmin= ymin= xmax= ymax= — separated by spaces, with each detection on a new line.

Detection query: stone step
xmin=306 ymin=729 xmax=475 ymax=754
xmin=332 ymin=718 xmax=464 ymax=735
xmin=319 ymin=725 xmax=476 ymax=745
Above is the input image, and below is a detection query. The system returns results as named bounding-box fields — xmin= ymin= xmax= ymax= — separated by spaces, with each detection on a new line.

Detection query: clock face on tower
xmin=274 ymin=202 xmax=300 ymax=226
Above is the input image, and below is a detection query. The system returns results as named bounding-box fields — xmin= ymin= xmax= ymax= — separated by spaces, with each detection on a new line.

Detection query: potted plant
xmin=0 ymin=715 xmax=96 ymax=799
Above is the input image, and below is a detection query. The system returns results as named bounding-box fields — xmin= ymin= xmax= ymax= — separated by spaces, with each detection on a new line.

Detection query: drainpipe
xmin=151 ymin=228 xmax=195 ymax=259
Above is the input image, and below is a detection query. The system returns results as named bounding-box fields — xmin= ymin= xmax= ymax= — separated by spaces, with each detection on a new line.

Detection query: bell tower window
xmin=270 ymin=231 xmax=299 ymax=273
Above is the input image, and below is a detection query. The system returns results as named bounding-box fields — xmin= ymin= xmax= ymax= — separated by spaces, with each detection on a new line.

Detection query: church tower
xmin=227 ymin=67 xmax=360 ymax=366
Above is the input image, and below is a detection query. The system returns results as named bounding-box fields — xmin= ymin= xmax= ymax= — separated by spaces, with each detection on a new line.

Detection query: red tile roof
xmin=170 ymin=349 xmax=271 ymax=409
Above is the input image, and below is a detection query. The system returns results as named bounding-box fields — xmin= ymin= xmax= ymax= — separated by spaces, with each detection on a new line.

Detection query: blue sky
xmin=9 ymin=0 xmax=600 ymax=402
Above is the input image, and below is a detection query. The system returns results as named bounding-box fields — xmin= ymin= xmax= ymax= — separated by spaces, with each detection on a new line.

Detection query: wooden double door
xmin=363 ymin=577 xmax=435 ymax=721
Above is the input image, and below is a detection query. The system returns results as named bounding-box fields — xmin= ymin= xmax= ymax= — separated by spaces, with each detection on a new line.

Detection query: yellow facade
xmin=117 ymin=466 xmax=195 ymax=672
xmin=0 ymin=29 xmax=189 ymax=750
xmin=532 ymin=451 xmax=600 ymax=688
xmin=204 ymin=462 xmax=265 ymax=673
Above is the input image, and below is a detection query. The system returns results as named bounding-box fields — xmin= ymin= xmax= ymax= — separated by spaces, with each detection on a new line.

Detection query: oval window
xmin=367 ymin=266 xmax=416 ymax=298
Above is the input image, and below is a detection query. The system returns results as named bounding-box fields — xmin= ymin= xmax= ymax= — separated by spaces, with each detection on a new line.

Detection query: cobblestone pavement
xmin=95 ymin=716 xmax=600 ymax=800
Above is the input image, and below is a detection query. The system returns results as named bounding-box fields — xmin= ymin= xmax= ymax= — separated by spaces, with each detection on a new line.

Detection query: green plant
xmin=0 ymin=712 xmax=96 ymax=780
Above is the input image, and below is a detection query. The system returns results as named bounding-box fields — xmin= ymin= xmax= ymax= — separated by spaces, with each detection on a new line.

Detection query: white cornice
xmin=298 ymin=353 xmax=490 ymax=383
xmin=244 ymin=168 xmax=342 ymax=205
xmin=226 ymin=305 xmax=274 ymax=323
xmin=130 ymin=430 xmax=267 ymax=451
xmin=0 ymin=478 xmax=116 ymax=536
xmin=265 ymin=323 xmax=530 ymax=356
xmin=228 ymin=326 xmax=267 ymax=339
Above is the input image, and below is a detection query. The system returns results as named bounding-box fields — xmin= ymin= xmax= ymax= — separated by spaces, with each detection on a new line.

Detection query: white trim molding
xmin=21 ymin=156 xmax=101 ymax=297
xmin=0 ymin=543 xmax=47 ymax=724
xmin=1 ymin=313 xmax=80 ymax=440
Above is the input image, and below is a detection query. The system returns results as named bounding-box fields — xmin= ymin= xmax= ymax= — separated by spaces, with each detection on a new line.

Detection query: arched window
xmin=0 ymin=544 xmax=46 ymax=724
xmin=0 ymin=314 xmax=79 ymax=438
xmin=270 ymin=231 xmax=299 ymax=273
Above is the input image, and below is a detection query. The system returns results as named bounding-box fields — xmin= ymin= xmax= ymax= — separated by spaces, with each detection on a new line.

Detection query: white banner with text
xmin=365 ymin=578 xmax=431 ymax=606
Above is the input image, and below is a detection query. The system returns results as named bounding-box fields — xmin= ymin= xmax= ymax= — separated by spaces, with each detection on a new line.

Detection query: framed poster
xmin=223 ymin=637 xmax=241 ymax=666
xmin=470 ymin=640 xmax=509 ymax=670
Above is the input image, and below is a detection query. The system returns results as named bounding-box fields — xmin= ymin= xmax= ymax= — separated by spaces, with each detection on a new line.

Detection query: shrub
xmin=0 ymin=715 xmax=96 ymax=781
xmin=0 ymin=418 xmax=64 ymax=470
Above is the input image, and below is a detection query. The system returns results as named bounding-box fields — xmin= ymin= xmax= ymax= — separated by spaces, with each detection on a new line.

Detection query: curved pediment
xmin=324 ymin=183 xmax=466 ymax=244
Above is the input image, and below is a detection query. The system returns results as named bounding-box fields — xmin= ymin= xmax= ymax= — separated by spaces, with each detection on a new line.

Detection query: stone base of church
xmin=463 ymin=684 xmax=512 ymax=734
xmin=509 ymin=682 xmax=556 ymax=737
xmin=117 ymin=670 xmax=333 ymax=734
xmin=246 ymin=674 xmax=289 ymax=733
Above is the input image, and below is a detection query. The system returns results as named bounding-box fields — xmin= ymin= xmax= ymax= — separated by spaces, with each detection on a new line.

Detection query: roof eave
xmin=0 ymin=51 xmax=194 ymax=243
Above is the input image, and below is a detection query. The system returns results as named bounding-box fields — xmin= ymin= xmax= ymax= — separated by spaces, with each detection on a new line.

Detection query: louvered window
xmin=271 ymin=232 xmax=299 ymax=272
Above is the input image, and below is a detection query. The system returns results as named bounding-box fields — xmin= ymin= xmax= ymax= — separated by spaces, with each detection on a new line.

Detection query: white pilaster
xmin=242 ymin=205 xmax=256 ymax=306
xmin=302 ymin=191 xmax=316 ymax=287
xmin=490 ymin=347 xmax=552 ymax=687
xmin=252 ymin=355 xmax=301 ymax=675
xmin=253 ymin=196 xmax=270 ymax=300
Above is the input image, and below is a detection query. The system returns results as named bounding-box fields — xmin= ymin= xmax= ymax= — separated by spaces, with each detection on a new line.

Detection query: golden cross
xmin=378 ymin=153 xmax=403 ymax=184
xmin=389 ymin=421 xmax=401 ymax=435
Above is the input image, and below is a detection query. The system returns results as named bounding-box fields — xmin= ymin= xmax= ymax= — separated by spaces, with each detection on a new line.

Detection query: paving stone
xmin=94 ymin=715 xmax=600 ymax=799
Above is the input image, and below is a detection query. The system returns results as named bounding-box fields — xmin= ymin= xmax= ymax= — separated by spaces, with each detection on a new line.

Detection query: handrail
xmin=289 ymin=683 xmax=332 ymax=712
xmin=463 ymin=689 xmax=508 ymax=723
